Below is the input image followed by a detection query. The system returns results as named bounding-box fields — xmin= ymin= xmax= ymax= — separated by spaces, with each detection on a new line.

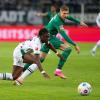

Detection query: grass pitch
xmin=0 ymin=42 xmax=100 ymax=100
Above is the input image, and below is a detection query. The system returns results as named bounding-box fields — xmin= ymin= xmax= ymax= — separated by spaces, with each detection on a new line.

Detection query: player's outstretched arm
xmin=34 ymin=12 xmax=48 ymax=17
xmin=80 ymin=21 xmax=88 ymax=26
xmin=47 ymin=42 xmax=64 ymax=60
xmin=67 ymin=16 xmax=88 ymax=26
xmin=59 ymin=29 xmax=76 ymax=46
xmin=34 ymin=54 xmax=50 ymax=79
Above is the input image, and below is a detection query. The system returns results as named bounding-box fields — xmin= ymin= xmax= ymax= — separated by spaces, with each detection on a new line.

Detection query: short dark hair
xmin=60 ymin=5 xmax=69 ymax=11
xmin=38 ymin=28 xmax=48 ymax=37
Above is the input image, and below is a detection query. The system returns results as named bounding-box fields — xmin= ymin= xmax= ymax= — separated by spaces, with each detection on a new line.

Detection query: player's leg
xmin=12 ymin=65 xmax=24 ymax=80
xmin=57 ymin=43 xmax=72 ymax=69
xmin=52 ymin=37 xmax=72 ymax=79
xmin=0 ymin=73 xmax=13 ymax=80
xmin=0 ymin=65 xmax=23 ymax=81
xmin=15 ymin=49 xmax=50 ymax=85
xmin=91 ymin=40 xmax=100 ymax=56
xmin=0 ymin=46 xmax=24 ymax=81
xmin=40 ymin=43 xmax=50 ymax=62
xmin=15 ymin=64 xmax=38 ymax=85
xmin=23 ymin=43 xmax=50 ymax=69
xmin=14 ymin=53 xmax=39 ymax=85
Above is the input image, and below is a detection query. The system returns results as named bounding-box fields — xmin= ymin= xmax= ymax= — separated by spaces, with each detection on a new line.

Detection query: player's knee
xmin=12 ymin=73 xmax=22 ymax=80
xmin=40 ymin=57 xmax=45 ymax=63
xmin=12 ymin=75 xmax=19 ymax=80
xmin=65 ymin=47 xmax=72 ymax=53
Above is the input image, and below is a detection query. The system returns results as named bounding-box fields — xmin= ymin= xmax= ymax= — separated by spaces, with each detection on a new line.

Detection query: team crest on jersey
xmin=60 ymin=25 xmax=64 ymax=30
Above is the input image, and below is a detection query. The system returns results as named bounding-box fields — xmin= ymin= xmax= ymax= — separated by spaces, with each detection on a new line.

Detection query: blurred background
xmin=0 ymin=0 xmax=99 ymax=25
xmin=0 ymin=1 xmax=100 ymax=100
xmin=0 ymin=0 xmax=100 ymax=41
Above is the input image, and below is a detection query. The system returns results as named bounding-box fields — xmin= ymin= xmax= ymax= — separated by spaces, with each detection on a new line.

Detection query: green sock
xmin=24 ymin=58 xmax=45 ymax=71
xmin=24 ymin=63 xmax=31 ymax=71
xmin=40 ymin=57 xmax=45 ymax=63
xmin=57 ymin=47 xmax=72 ymax=69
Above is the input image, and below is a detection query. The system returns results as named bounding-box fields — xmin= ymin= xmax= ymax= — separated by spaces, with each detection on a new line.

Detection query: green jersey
xmin=46 ymin=13 xmax=80 ymax=46
xmin=43 ymin=11 xmax=57 ymax=26
xmin=47 ymin=11 xmax=57 ymax=20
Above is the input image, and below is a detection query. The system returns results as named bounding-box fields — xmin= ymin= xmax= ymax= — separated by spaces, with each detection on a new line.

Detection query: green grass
xmin=0 ymin=42 xmax=100 ymax=100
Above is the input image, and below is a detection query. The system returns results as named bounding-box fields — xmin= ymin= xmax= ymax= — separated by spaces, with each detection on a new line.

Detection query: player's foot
xmin=90 ymin=50 xmax=96 ymax=56
xmin=54 ymin=69 xmax=67 ymax=79
xmin=13 ymin=79 xmax=23 ymax=86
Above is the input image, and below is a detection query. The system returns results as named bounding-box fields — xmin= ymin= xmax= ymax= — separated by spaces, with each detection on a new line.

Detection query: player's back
xmin=17 ymin=37 xmax=41 ymax=54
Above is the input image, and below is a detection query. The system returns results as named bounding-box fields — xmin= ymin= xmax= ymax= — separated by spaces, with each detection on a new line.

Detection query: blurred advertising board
xmin=0 ymin=26 xmax=100 ymax=42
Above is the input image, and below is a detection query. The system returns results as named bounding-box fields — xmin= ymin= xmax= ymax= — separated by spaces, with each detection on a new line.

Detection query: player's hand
xmin=80 ymin=21 xmax=88 ymax=27
xmin=34 ymin=12 xmax=41 ymax=16
xmin=41 ymin=71 xmax=50 ymax=79
xmin=56 ymin=52 xmax=64 ymax=61
xmin=36 ymin=13 xmax=41 ymax=16
xmin=74 ymin=45 xmax=80 ymax=54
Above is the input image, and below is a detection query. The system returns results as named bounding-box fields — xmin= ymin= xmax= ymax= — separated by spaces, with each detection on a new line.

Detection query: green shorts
xmin=41 ymin=35 xmax=64 ymax=53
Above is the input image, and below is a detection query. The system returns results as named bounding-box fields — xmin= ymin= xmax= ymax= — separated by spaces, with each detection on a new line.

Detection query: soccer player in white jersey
xmin=91 ymin=13 xmax=100 ymax=56
xmin=0 ymin=28 xmax=63 ymax=85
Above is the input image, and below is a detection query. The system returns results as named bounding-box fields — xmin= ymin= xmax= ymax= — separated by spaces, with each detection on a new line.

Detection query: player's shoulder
xmin=32 ymin=36 xmax=39 ymax=40
xmin=31 ymin=36 xmax=40 ymax=43
xmin=52 ymin=14 xmax=60 ymax=23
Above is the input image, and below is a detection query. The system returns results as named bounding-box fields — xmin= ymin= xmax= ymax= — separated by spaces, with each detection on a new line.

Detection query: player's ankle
xmin=13 ymin=79 xmax=23 ymax=86
xmin=55 ymin=68 xmax=62 ymax=72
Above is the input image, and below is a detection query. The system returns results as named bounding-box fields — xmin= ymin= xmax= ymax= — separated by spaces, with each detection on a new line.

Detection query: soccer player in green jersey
xmin=35 ymin=4 xmax=57 ymax=25
xmin=40 ymin=5 xmax=87 ymax=79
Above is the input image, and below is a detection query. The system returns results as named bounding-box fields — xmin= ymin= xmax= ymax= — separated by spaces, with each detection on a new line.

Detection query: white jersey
xmin=13 ymin=36 xmax=42 ymax=68
xmin=20 ymin=36 xmax=41 ymax=54
xmin=96 ymin=13 xmax=100 ymax=27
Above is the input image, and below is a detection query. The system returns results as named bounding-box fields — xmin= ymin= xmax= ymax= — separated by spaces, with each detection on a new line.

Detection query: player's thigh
xmin=13 ymin=49 xmax=25 ymax=68
xmin=41 ymin=43 xmax=50 ymax=54
xmin=12 ymin=65 xmax=23 ymax=80
xmin=23 ymin=53 xmax=34 ymax=63
xmin=50 ymin=36 xmax=64 ymax=49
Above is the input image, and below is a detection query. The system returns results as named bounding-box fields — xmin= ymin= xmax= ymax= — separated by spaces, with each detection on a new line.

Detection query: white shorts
xmin=13 ymin=44 xmax=25 ymax=68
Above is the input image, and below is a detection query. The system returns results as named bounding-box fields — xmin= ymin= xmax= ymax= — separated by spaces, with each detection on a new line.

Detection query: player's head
xmin=38 ymin=28 xmax=49 ymax=43
xmin=50 ymin=4 xmax=57 ymax=12
xmin=60 ymin=5 xmax=69 ymax=20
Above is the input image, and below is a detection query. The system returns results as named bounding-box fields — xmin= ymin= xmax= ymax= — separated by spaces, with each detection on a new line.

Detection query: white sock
xmin=0 ymin=73 xmax=13 ymax=80
xmin=92 ymin=40 xmax=100 ymax=52
xmin=17 ymin=64 xmax=38 ymax=81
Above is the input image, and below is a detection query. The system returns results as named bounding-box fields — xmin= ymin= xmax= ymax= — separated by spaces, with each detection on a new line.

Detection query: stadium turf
xmin=0 ymin=42 xmax=100 ymax=100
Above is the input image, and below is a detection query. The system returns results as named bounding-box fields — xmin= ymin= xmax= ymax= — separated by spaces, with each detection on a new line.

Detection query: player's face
xmin=40 ymin=33 xmax=49 ymax=43
xmin=51 ymin=6 xmax=56 ymax=12
xmin=60 ymin=10 xmax=69 ymax=20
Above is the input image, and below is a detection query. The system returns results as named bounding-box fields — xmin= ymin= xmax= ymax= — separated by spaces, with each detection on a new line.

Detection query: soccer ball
xmin=77 ymin=82 xmax=92 ymax=96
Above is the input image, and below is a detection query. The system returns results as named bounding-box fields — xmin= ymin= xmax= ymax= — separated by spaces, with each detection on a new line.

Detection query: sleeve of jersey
xmin=53 ymin=22 xmax=76 ymax=46
xmin=59 ymin=29 xmax=76 ymax=46
xmin=67 ymin=16 xmax=80 ymax=24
